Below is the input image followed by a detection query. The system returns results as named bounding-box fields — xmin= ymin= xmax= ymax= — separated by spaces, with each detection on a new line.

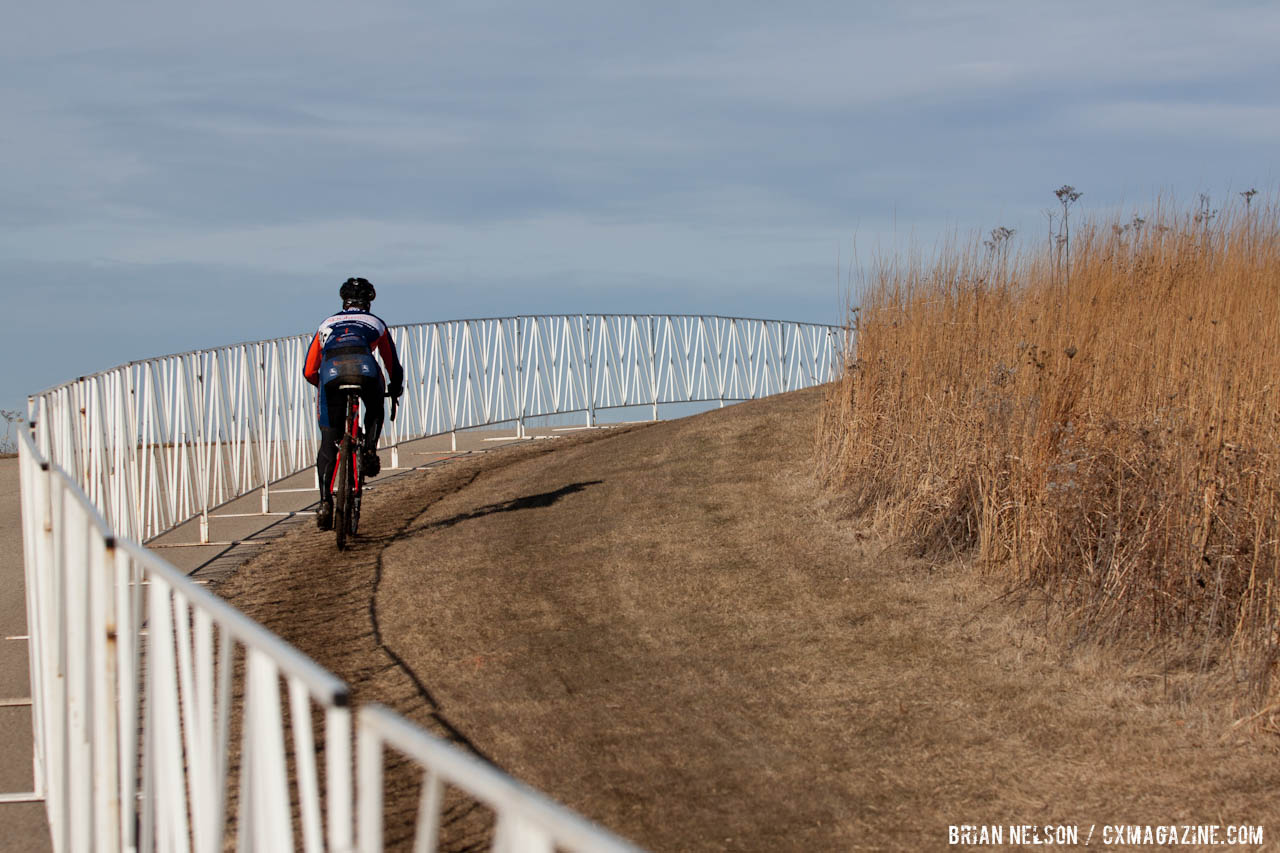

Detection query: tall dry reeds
xmin=820 ymin=198 xmax=1280 ymax=707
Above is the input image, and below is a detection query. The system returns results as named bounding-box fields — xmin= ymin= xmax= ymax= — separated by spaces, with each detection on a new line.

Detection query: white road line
xmin=149 ymin=540 xmax=270 ymax=548
xmin=209 ymin=512 xmax=310 ymax=518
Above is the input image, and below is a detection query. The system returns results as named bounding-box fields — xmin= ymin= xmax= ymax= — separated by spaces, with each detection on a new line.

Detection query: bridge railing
xmin=18 ymin=423 xmax=644 ymax=852
xmin=29 ymin=315 xmax=843 ymax=544
xmin=18 ymin=426 xmax=355 ymax=852
xmin=19 ymin=313 xmax=846 ymax=851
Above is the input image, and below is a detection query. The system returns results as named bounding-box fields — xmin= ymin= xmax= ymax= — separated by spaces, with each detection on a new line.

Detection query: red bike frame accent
xmin=329 ymin=393 xmax=362 ymax=496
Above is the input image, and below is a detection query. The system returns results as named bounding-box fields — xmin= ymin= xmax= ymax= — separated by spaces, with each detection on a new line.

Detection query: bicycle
xmin=331 ymin=385 xmax=397 ymax=550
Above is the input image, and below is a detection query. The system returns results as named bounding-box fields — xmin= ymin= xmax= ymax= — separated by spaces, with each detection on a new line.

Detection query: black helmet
xmin=340 ymin=277 xmax=376 ymax=308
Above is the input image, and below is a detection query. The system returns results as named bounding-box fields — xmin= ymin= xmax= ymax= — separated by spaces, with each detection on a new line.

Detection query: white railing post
xmin=90 ymin=531 xmax=121 ymax=850
xmin=648 ymin=315 xmax=658 ymax=422
xmin=517 ymin=316 xmax=526 ymax=439
xmin=287 ymin=678 xmax=323 ymax=853
xmin=356 ymin=717 xmax=382 ymax=853
xmin=259 ymin=341 xmax=272 ymax=514
xmin=113 ymin=541 xmax=140 ymax=853
xmin=586 ymin=317 xmax=596 ymax=427
xmin=328 ymin=704 xmax=354 ymax=851
xmin=18 ymin=429 xmax=49 ymax=802
xmin=244 ymin=650 xmax=293 ymax=852
xmin=50 ymin=474 xmax=73 ymax=851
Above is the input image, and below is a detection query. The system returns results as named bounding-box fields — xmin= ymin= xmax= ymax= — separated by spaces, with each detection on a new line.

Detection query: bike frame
xmin=342 ymin=389 xmax=363 ymax=496
xmin=331 ymin=388 xmax=397 ymax=549
xmin=332 ymin=387 xmax=362 ymax=549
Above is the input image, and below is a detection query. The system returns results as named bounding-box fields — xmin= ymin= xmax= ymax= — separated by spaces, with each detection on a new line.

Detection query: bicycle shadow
xmin=423 ymin=480 xmax=605 ymax=531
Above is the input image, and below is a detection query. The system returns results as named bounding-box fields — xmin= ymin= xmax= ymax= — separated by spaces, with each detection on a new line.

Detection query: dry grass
xmin=819 ymin=197 xmax=1280 ymax=717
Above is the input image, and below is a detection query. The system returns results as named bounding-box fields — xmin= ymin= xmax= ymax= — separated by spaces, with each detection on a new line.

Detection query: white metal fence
xmin=18 ymin=427 xmax=356 ymax=852
xmin=17 ymin=313 xmax=845 ymax=851
xmin=28 ymin=315 xmax=843 ymax=544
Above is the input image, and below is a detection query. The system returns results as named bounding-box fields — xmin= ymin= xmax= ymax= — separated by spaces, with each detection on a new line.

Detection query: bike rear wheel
xmin=347 ymin=461 xmax=361 ymax=537
xmin=334 ymin=433 xmax=352 ymax=550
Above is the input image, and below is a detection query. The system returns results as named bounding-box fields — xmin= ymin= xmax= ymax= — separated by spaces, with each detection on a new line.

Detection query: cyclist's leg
xmin=361 ymin=377 xmax=386 ymax=444
xmin=359 ymin=375 xmax=386 ymax=475
xmin=316 ymin=378 xmax=346 ymax=494
xmin=314 ymin=378 xmax=341 ymax=529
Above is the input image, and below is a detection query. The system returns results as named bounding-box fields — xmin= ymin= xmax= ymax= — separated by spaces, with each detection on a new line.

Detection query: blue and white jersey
xmin=303 ymin=308 xmax=404 ymax=388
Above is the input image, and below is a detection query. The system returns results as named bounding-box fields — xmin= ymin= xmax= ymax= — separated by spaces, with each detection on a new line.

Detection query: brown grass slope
xmin=820 ymin=199 xmax=1280 ymax=716
xmin=222 ymin=387 xmax=1279 ymax=851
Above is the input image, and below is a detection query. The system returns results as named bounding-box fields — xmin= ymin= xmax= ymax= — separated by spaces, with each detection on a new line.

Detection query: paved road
xmin=0 ymin=456 xmax=52 ymax=852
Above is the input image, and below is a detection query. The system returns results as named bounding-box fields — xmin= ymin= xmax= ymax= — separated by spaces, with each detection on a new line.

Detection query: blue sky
xmin=4 ymin=1 xmax=1278 ymax=412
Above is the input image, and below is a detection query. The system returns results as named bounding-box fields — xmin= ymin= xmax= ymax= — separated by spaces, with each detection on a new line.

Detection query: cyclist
xmin=303 ymin=277 xmax=404 ymax=530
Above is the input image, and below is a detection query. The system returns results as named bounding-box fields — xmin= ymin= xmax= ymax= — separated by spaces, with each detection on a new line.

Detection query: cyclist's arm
xmin=373 ymin=329 xmax=404 ymax=390
xmin=303 ymin=332 xmax=323 ymax=386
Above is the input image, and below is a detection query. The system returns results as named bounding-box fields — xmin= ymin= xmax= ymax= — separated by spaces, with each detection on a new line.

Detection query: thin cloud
xmin=1080 ymin=101 xmax=1280 ymax=143
xmin=3 ymin=0 xmax=1280 ymax=410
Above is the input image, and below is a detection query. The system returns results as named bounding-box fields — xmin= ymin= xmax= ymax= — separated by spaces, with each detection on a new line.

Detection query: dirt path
xmin=219 ymin=387 xmax=1280 ymax=851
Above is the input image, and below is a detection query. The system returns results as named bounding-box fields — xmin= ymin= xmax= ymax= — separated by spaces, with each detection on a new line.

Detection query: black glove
xmin=390 ymin=382 xmax=403 ymax=399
